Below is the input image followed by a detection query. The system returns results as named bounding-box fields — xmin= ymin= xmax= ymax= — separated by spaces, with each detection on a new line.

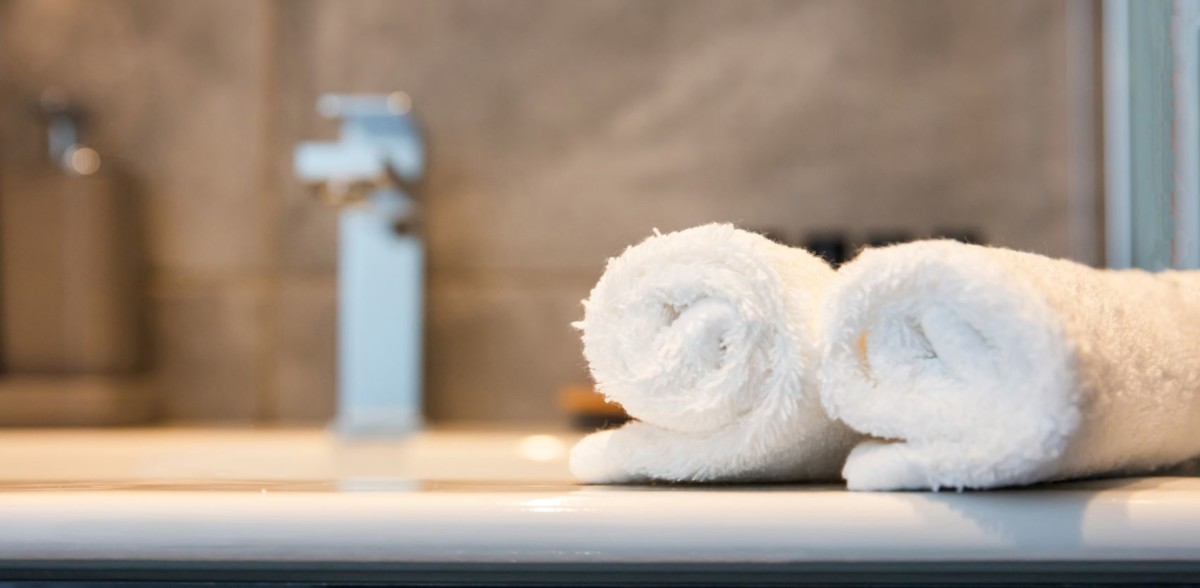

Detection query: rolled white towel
xmin=570 ymin=224 xmax=860 ymax=483
xmin=820 ymin=240 xmax=1200 ymax=491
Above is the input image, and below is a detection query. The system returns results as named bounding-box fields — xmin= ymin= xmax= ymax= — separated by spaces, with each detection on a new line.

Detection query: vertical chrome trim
xmin=1103 ymin=0 xmax=1133 ymax=268
xmin=1173 ymin=0 xmax=1200 ymax=268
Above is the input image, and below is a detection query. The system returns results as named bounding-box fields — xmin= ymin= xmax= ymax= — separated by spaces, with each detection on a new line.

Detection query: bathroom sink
xmin=2 ymin=428 xmax=1200 ymax=585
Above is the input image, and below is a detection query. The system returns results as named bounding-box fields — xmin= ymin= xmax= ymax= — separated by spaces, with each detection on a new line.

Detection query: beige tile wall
xmin=0 ymin=0 xmax=1080 ymax=424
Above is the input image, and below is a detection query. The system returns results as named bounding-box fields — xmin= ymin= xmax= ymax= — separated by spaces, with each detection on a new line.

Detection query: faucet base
xmin=335 ymin=198 xmax=425 ymax=440
xmin=332 ymin=407 xmax=423 ymax=439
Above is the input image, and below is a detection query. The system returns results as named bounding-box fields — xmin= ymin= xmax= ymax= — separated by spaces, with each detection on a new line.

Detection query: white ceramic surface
xmin=0 ymin=429 xmax=1198 ymax=565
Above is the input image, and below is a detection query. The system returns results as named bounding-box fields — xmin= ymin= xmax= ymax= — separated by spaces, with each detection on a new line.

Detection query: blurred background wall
xmin=0 ymin=0 xmax=1092 ymax=424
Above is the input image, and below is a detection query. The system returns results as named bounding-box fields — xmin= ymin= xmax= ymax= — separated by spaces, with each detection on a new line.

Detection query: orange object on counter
xmin=559 ymin=385 xmax=629 ymax=431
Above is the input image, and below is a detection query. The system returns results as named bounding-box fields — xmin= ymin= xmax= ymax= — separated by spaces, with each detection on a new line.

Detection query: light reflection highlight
xmin=518 ymin=434 xmax=566 ymax=462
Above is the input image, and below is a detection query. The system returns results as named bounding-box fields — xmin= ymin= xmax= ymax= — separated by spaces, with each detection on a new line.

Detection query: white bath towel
xmin=820 ymin=240 xmax=1200 ymax=491
xmin=570 ymin=224 xmax=860 ymax=483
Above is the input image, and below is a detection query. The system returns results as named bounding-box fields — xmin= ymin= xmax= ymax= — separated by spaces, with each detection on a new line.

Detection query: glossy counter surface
xmin=0 ymin=429 xmax=1198 ymax=583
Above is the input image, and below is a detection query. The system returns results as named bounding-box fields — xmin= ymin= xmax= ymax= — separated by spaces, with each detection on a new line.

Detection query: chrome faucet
xmin=294 ymin=92 xmax=426 ymax=437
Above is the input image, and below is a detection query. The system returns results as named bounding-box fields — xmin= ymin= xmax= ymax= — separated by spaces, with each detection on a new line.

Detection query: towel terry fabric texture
xmin=820 ymin=240 xmax=1200 ymax=490
xmin=571 ymin=226 xmax=1200 ymax=491
xmin=569 ymin=224 xmax=861 ymax=483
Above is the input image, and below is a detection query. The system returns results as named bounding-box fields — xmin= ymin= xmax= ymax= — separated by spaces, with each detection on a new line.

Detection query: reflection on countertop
xmin=0 ymin=426 xmax=581 ymax=483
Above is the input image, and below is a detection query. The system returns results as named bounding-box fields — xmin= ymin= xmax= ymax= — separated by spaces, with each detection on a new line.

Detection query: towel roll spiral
xmin=571 ymin=224 xmax=859 ymax=483
xmin=820 ymin=241 xmax=1200 ymax=490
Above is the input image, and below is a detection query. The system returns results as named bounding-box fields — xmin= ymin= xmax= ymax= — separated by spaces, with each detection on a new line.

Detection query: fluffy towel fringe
xmin=821 ymin=240 xmax=1200 ymax=491
xmin=570 ymin=224 xmax=860 ymax=483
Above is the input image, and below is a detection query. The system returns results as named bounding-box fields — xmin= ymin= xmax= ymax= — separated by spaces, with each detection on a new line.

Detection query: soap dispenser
xmin=0 ymin=89 xmax=142 ymax=375
xmin=0 ymin=89 xmax=149 ymax=426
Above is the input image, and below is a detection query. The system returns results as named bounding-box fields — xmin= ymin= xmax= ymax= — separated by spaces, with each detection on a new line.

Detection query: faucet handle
xmin=316 ymin=92 xmax=413 ymax=119
xmin=294 ymin=92 xmax=425 ymax=206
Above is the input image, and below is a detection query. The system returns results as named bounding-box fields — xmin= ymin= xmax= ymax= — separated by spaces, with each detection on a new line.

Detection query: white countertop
xmin=1 ymin=428 xmax=1198 ymax=583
